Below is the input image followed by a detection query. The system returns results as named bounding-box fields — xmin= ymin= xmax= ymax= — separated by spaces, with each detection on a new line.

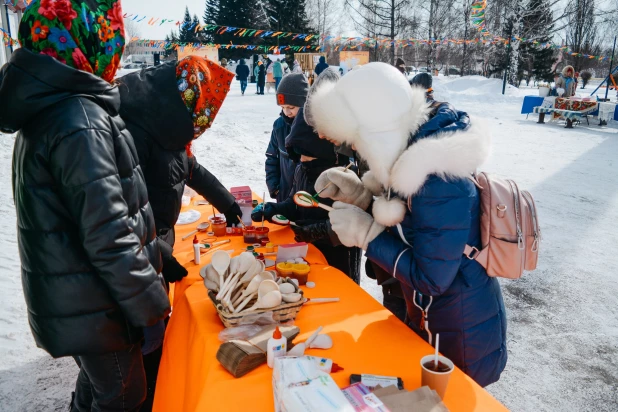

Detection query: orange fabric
xmin=155 ymin=197 xmax=508 ymax=412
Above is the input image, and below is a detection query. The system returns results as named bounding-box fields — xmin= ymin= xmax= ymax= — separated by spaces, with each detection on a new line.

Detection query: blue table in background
xmin=521 ymin=96 xmax=545 ymax=115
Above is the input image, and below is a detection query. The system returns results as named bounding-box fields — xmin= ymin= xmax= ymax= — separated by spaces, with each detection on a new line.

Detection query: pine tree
xmin=214 ymin=0 xmax=261 ymax=58
xmin=179 ymin=7 xmax=197 ymax=44
xmin=526 ymin=0 xmax=555 ymax=83
xmin=204 ymin=0 xmax=219 ymax=24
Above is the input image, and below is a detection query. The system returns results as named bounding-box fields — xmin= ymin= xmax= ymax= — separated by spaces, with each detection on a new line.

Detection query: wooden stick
xmin=237 ymin=216 xmax=247 ymax=229
xmin=314 ymin=163 xmax=353 ymax=198
xmin=317 ymin=203 xmax=334 ymax=212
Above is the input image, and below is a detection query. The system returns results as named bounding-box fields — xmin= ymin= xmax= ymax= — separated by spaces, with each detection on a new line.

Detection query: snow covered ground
xmin=1 ymin=75 xmax=617 ymax=411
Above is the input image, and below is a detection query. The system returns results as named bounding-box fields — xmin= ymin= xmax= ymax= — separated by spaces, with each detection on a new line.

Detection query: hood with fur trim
xmin=365 ymin=111 xmax=491 ymax=227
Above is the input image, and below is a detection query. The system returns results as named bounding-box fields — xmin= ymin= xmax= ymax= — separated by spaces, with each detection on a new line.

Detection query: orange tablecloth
xmin=154 ymin=199 xmax=508 ymax=412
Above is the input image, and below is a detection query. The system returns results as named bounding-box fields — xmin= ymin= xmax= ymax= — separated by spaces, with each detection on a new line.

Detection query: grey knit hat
xmin=276 ymin=73 xmax=309 ymax=107
xmin=304 ymin=67 xmax=341 ymax=127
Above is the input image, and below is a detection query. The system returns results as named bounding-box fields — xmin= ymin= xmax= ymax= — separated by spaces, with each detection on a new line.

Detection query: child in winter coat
xmin=265 ymin=73 xmax=309 ymax=202
xmin=253 ymin=70 xmax=361 ymax=281
xmin=307 ymin=62 xmax=507 ymax=387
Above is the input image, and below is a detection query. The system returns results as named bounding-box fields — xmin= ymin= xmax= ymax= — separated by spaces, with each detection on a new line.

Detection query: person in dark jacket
xmin=0 ymin=2 xmax=171 ymax=410
xmin=235 ymin=58 xmax=250 ymax=95
xmin=315 ymin=56 xmax=329 ymax=76
xmin=257 ymin=61 xmax=266 ymax=95
xmin=119 ymin=56 xmax=238 ymax=411
xmin=307 ymin=62 xmax=507 ymax=387
xmin=252 ymin=106 xmax=360 ymax=281
xmin=395 ymin=57 xmax=407 ymax=75
xmin=265 ymin=73 xmax=309 ymax=202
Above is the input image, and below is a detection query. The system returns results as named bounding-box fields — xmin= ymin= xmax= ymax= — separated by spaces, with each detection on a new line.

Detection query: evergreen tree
xmin=204 ymin=0 xmax=219 ymax=24
xmin=525 ymin=0 xmax=555 ymax=83
xmin=179 ymin=7 xmax=198 ymax=44
xmin=213 ymin=0 xmax=261 ymax=58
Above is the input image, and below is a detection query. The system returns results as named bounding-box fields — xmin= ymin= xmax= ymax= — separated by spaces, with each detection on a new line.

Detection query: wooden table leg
xmin=537 ymin=112 xmax=545 ymax=124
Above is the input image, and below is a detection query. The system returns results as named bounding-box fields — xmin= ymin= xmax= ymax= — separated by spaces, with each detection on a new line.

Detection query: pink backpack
xmin=464 ymin=172 xmax=541 ymax=279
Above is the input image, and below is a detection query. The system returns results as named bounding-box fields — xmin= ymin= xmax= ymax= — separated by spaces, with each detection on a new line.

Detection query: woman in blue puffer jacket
xmin=307 ymin=62 xmax=507 ymax=387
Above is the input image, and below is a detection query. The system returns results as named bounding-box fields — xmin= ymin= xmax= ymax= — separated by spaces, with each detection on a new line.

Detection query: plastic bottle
xmin=193 ymin=235 xmax=200 ymax=265
xmin=267 ymin=326 xmax=286 ymax=368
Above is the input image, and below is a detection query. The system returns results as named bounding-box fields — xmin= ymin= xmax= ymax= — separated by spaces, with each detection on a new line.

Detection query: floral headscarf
xmin=176 ymin=56 xmax=235 ymax=139
xmin=18 ymin=0 xmax=125 ymax=83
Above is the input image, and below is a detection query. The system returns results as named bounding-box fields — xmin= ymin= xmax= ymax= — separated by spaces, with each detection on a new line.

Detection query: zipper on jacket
xmin=507 ymin=179 xmax=524 ymax=250
xmin=522 ymin=191 xmax=540 ymax=252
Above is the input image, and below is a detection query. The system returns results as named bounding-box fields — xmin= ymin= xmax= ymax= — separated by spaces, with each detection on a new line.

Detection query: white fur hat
xmin=306 ymin=62 xmax=429 ymax=148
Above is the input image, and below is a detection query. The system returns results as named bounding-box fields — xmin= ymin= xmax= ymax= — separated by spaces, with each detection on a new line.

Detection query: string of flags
xmin=121 ymin=14 xmax=316 ymax=41
xmin=128 ymin=38 xmax=321 ymax=53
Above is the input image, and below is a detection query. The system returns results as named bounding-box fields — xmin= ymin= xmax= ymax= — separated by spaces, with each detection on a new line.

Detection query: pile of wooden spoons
xmin=200 ymin=250 xmax=303 ymax=314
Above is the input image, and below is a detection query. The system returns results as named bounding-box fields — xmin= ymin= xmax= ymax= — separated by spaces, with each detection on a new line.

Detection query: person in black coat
xmin=315 ymin=55 xmax=329 ymax=76
xmin=118 ymin=57 xmax=238 ymax=410
xmin=257 ymin=61 xmax=266 ymax=95
xmin=0 ymin=9 xmax=170 ymax=410
xmin=235 ymin=58 xmax=250 ymax=95
xmin=119 ymin=60 xmax=241 ymax=284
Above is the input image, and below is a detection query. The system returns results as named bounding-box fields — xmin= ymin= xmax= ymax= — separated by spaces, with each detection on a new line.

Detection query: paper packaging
xmin=375 ymin=386 xmax=449 ymax=412
xmin=231 ymin=186 xmax=254 ymax=226
xmin=273 ymin=357 xmax=355 ymax=412
xmin=342 ymin=383 xmax=391 ymax=412
xmin=349 ymin=374 xmax=404 ymax=390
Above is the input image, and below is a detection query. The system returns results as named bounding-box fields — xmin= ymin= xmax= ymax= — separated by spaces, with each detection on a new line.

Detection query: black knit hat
xmin=409 ymin=72 xmax=432 ymax=89
xmin=276 ymin=73 xmax=309 ymax=107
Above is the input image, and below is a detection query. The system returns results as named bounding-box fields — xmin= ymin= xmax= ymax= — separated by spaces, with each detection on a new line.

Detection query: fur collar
xmin=366 ymin=118 xmax=492 ymax=226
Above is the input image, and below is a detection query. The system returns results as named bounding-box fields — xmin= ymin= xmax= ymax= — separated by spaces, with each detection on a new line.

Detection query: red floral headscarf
xmin=18 ymin=0 xmax=125 ymax=83
xmin=176 ymin=56 xmax=235 ymax=140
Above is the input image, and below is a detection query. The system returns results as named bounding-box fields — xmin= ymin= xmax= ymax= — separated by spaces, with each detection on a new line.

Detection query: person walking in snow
xmin=0 ymin=1 xmax=170 ymax=410
xmin=235 ymin=58 xmax=250 ymax=95
xmin=307 ymin=62 xmax=507 ymax=387
xmin=257 ymin=61 xmax=266 ymax=95
xmin=119 ymin=56 xmax=239 ymax=410
xmin=264 ymin=73 xmax=309 ymax=202
xmin=254 ymin=61 xmax=260 ymax=94
xmin=293 ymin=59 xmax=303 ymax=73
xmin=314 ymin=55 xmax=329 ymax=76
xmin=273 ymin=58 xmax=283 ymax=90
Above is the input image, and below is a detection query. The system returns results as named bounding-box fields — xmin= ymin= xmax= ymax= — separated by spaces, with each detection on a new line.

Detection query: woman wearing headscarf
xmin=118 ymin=57 xmax=236 ymax=409
xmin=0 ymin=1 xmax=170 ymax=410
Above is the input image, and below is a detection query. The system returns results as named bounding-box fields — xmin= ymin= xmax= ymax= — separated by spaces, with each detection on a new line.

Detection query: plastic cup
xmin=209 ymin=215 xmax=227 ymax=237
xmin=255 ymin=226 xmax=270 ymax=241
xmin=243 ymin=226 xmax=257 ymax=244
xmin=420 ymin=354 xmax=454 ymax=399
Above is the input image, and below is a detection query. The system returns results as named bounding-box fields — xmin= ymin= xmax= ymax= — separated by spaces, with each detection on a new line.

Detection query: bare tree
xmin=124 ymin=19 xmax=142 ymax=57
xmin=565 ymin=0 xmax=601 ymax=72
xmin=307 ymin=0 xmax=344 ymax=36
xmin=345 ymin=0 xmax=411 ymax=64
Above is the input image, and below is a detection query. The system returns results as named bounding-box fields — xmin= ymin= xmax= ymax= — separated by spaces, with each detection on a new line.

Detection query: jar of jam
xmin=209 ymin=215 xmax=227 ymax=237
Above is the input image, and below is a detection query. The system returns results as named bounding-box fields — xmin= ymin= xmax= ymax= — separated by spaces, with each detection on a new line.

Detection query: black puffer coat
xmin=0 ymin=49 xmax=171 ymax=358
xmin=265 ymin=113 xmax=296 ymax=202
xmin=118 ymin=63 xmax=236 ymax=252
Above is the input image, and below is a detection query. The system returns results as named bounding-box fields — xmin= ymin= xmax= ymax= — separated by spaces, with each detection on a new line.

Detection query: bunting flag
xmin=128 ymin=38 xmax=320 ymax=53
xmin=120 ymin=14 xmax=316 ymax=41
xmin=471 ymin=0 xmax=490 ymax=37
xmin=0 ymin=27 xmax=18 ymax=47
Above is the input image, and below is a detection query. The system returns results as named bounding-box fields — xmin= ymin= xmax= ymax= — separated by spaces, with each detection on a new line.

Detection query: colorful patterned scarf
xmin=18 ymin=0 xmax=125 ymax=83
xmin=176 ymin=56 xmax=235 ymax=140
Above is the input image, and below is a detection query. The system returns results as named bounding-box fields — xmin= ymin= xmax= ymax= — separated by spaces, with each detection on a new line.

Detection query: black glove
xmin=290 ymin=220 xmax=331 ymax=243
xmin=251 ymin=202 xmax=279 ymax=223
xmin=223 ymin=202 xmax=242 ymax=227
xmin=162 ymin=256 xmax=188 ymax=283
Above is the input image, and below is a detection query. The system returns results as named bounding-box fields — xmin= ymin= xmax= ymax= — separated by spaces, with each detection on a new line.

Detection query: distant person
xmin=555 ymin=65 xmax=576 ymax=97
xmin=257 ymin=61 xmax=266 ymax=95
xmin=293 ymin=59 xmax=303 ymax=73
xmin=235 ymin=58 xmax=250 ymax=96
xmin=395 ymin=57 xmax=406 ymax=75
xmin=339 ymin=67 xmax=344 ymax=76
xmin=254 ymin=62 xmax=260 ymax=94
xmin=315 ymin=56 xmax=328 ymax=76
xmin=574 ymin=71 xmax=580 ymax=90
xmin=220 ymin=58 xmax=228 ymax=68
xmin=0 ymin=1 xmax=170 ymax=410
xmin=282 ymin=59 xmax=290 ymax=74
xmin=265 ymin=73 xmax=309 ymax=202
xmin=273 ymin=59 xmax=283 ymax=90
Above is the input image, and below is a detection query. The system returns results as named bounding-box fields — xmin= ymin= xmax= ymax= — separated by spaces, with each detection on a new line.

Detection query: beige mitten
xmin=315 ymin=167 xmax=373 ymax=210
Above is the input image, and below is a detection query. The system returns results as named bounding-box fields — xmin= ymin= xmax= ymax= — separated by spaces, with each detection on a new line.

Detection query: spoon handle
xmin=182 ymin=230 xmax=198 ymax=240
xmin=307 ymin=298 xmax=340 ymax=303
xmin=317 ymin=203 xmax=334 ymax=212
xmin=233 ymin=293 xmax=255 ymax=313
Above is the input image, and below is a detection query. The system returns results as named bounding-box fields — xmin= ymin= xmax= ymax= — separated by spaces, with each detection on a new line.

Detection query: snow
xmin=1 ymin=75 xmax=618 ymax=411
